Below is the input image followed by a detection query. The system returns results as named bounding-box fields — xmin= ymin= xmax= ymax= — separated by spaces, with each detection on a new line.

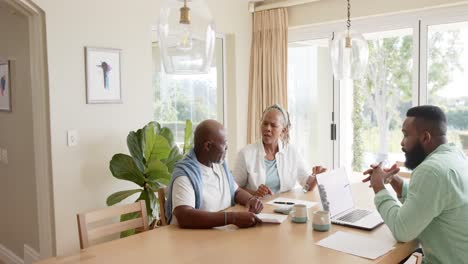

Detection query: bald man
xmin=165 ymin=120 xmax=263 ymax=229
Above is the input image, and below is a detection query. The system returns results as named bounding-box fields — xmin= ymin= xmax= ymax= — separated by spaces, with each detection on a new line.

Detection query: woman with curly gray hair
xmin=233 ymin=104 xmax=326 ymax=197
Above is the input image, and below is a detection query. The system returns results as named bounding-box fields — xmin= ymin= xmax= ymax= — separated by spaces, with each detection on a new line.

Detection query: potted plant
xmin=106 ymin=120 xmax=192 ymax=236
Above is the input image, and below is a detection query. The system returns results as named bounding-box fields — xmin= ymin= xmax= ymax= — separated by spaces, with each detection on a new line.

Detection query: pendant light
xmin=158 ymin=0 xmax=215 ymax=74
xmin=330 ymin=0 xmax=368 ymax=80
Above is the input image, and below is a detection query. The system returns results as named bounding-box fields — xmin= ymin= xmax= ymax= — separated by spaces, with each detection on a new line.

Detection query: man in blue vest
xmin=166 ymin=119 xmax=263 ymax=228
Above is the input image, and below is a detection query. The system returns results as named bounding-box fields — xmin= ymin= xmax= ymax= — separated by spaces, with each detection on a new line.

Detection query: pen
xmin=274 ymin=201 xmax=294 ymax=205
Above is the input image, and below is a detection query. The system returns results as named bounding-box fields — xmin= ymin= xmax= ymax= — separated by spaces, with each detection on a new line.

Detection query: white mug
xmin=290 ymin=204 xmax=308 ymax=223
xmin=312 ymin=210 xmax=331 ymax=231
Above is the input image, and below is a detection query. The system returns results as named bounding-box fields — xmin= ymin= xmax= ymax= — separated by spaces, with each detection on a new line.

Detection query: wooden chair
xmin=403 ymin=252 xmax=423 ymax=264
xmin=157 ymin=188 xmax=168 ymax=226
xmin=396 ymin=161 xmax=411 ymax=179
xmin=77 ymin=200 xmax=149 ymax=249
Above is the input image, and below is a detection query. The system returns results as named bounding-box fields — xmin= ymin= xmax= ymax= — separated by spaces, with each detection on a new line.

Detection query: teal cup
xmin=312 ymin=210 xmax=331 ymax=231
xmin=290 ymin=204 xmax=308 ymax=223
xmin=292 ymin=216 xmax=308 ymax=223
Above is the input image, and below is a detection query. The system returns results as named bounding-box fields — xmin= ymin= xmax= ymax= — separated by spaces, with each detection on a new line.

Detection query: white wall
xmin=31 ymin=0 xmax=251 ymax=256
xmin=288 ymin=0 xmax=468 ymax=27
xmin=0 ymin=1 xmax=40 ymax=258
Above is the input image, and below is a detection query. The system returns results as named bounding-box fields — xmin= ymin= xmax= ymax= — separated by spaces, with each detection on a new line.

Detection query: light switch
xmin=67 ymin=130 xmax=78 ymax=147
xmin=1 ymin=148 xmax=7 ymax=164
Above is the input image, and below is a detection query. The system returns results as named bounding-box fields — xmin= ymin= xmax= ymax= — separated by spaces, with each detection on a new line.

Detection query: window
xmin=289 ymin=5 xmax=468 ymax=172
xmin=152 ymin=37 xmax=225 ymax=144
xmin=427 ymin=22 xmax=468 ymax=155
xmin=288 ymin=39 xmax=334 ymax=168
xmin=342 ymin=29 xmax=414 ymax=171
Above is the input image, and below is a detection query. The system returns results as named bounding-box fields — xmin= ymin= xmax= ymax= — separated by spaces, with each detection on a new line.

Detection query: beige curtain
xmin=247 ymin=8 xmax=288 ymax=144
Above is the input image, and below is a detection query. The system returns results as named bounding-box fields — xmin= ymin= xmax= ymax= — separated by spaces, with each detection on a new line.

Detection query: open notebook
xmin=256 ymin=213 xmax=288 ymax=224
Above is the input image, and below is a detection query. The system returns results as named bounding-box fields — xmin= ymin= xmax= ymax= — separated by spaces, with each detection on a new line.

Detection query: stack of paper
xmin=316 ymin=231 xmax=395 ymax=260
xmin=256 ymin=213 xmax=288 ymax=224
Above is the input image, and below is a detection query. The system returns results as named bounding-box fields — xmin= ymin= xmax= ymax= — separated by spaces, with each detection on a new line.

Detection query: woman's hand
xmin=313 ymin=166 xmax=327 ymax=175
xmin=304 ymin=166 xmax=328 ymax=192
xmin=255 ymin=184 xmax=273 ymax=197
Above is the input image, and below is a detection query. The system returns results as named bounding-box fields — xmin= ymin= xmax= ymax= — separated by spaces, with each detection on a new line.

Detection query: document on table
xmin=266 ymin=198 xmax=317 ymax=208
xmin=316 ymin=231 xmax=395 ymax=260
xmin=256 ymin=213 xmax=288 ymax=224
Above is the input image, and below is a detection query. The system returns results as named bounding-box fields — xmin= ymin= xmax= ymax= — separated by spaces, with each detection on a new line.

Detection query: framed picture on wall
xmin=85 ymin=47 xmax=122 ymax=104
xmin=0 ymin=60 xmax=11 ymax=112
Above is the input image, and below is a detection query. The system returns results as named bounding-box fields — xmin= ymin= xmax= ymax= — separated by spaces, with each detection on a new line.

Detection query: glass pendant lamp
xmin=158 ymin=0 xmax=215 ymax=74
xmin=330 ymin=0 xmax=368 ymax=80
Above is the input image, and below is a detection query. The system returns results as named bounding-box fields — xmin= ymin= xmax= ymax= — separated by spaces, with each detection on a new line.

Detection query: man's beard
xmin=404 ymin=142 xmax=427 ymax=170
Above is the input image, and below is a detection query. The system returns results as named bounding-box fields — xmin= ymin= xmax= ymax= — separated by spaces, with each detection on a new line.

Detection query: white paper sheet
xmin=266 ymin=198 xmax=317 ymax=209
xmin=256 ymin=213 xmax=288 ymax=224
xmin=316 ymin=231 xmax=395 ymax=260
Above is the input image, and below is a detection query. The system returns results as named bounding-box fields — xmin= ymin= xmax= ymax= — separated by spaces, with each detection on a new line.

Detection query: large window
xmin=343 ymin=29 xmax=414 ymax=171
xmin=427 ymin=22 xmax=468 ymax=155
xmin=288 ymin=5 xmax=468 ymax=172
xmin=288 ymin=39 xmax=334 ymax=168
xmin=152 ymin=37 xmax=225 ymax=144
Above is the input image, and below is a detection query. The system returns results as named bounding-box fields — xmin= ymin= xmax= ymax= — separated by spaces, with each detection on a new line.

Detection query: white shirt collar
xmin=197 ymin=160 xmax=212 ymax=172
xmin=258 ymin=139 xmax=285 ymax=156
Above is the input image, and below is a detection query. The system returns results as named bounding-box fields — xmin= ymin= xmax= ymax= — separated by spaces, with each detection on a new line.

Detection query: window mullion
xmin=418 ymin=19 xmax=429 ymax=106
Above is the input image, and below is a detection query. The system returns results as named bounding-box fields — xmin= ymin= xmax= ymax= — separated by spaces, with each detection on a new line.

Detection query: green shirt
xmin=374 ymin=143 xmax=468 ymax=264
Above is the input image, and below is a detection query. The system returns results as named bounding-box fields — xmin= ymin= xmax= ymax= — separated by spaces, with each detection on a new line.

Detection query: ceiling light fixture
xmin=158 ymin=0 xmax=215 ymax=74
xmin=330 ymin=0 xmax=368 ymax=80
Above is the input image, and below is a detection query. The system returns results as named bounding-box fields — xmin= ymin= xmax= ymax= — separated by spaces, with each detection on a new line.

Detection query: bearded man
xmin=363 ymin=105 xmax=468 ymax=264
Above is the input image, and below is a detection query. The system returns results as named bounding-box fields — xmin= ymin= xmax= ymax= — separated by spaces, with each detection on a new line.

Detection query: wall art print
xmin=85 ymin=47 xmax=122 ymax=104
xmin=0 ymin=60 xmax=11 ymax=112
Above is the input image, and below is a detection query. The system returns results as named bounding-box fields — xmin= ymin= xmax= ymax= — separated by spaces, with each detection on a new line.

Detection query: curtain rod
xmin=249 ymin=0 xmax=320 ymax=13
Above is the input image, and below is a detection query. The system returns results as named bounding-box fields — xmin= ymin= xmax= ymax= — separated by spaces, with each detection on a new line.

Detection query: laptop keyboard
xmin=336 ymin=209 xmax=372 ymax=223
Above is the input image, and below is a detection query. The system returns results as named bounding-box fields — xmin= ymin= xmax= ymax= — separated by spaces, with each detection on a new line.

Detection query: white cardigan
xmin=232 ymin=141 xmax=311 ymax=193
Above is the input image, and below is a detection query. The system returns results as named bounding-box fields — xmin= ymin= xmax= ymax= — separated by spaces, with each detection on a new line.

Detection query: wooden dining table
xmin=36 ymin=177 xmax=418 ymax=264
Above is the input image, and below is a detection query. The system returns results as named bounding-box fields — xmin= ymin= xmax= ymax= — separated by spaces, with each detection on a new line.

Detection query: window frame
xmin=288 ymin=4 xmax=468 ymax=168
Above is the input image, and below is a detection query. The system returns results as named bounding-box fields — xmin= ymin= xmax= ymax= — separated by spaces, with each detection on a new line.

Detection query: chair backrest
xmin=157 ymin=188 xmax=168 ymax=226
xmin=396 ymin=161 xmax=411 ymax=179
xmin=77 ymin=200 xmax=149 ymax=249
xmin=403 ymin=252 xmax=423 ymax=264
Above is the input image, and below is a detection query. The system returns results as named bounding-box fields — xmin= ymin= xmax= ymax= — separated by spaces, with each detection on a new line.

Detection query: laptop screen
xmin=316 ymin=167 xmax=355 ymax=218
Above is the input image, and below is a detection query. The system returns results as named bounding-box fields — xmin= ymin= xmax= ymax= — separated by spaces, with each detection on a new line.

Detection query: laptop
xmin=315 ymin=167 xmax=384 ymax=230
